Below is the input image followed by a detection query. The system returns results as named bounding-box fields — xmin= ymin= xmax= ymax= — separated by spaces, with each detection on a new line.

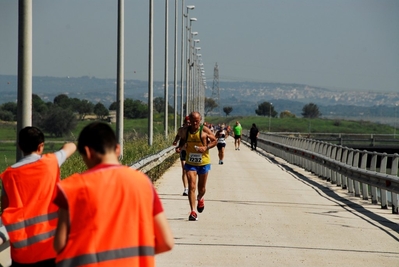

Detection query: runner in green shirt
xmin=232 ymin=121 xmax=242 ymax=150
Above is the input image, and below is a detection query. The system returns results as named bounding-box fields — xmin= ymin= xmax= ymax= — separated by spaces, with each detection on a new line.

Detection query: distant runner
xmin=215 ymin=123 xmax=229 ymax=164
xmin=233 ymin=121 xmax=242 ymax=150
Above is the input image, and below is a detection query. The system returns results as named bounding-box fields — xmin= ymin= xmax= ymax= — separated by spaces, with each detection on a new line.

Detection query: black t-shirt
xmin=250 ymin=127 xmax=259 ymax=138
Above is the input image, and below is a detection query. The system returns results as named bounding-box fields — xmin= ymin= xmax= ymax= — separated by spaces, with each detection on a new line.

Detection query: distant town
xmin=1 ymin=75 xmax=398 ymax=124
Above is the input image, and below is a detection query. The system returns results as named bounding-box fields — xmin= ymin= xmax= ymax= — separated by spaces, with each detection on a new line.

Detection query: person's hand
xmin=173 ymin=141 xmax=177 ymax=146
xmin=175 ymin=147 xmax=181 ymax=153
xmin=195 ymin=146 xmax=208 ymax=153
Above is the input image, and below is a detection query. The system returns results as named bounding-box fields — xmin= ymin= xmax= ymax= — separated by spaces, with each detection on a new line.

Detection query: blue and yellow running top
xmin=185 ymin=125 xmax=211 ymax=166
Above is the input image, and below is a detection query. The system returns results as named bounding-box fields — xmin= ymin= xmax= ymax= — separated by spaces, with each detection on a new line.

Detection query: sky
xmin=0 ymin=0 xmax=398 ymax=93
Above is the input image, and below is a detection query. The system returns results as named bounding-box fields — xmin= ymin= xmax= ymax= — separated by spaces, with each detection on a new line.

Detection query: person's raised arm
xmin=62 ymin=142 xmax=77 ymax=159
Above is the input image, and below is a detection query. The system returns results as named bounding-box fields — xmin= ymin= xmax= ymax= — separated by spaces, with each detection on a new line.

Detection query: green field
xmin=0 ymin=115 xmax=179 ymax=173
xmin=205 ymin=115 xmax=395 ymax=134
xmin=1 ymin=115 xmax=397 ymax=174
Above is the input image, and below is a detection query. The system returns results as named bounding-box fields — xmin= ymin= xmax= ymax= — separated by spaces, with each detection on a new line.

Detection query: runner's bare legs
xmin=197 ymin=173 xmax=208 ymax=200
xmin=180 ymin=160 xmax=188 ymax=192
xmin=187 ymin=170 xmax=198 ymax=211
xmin=187 ymin=171 xmax=209 ymax=210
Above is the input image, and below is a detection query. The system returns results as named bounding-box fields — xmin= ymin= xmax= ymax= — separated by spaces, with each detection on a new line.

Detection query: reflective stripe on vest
xmin=0 ymin=153 xmax=60 ymax=263
xmin=5 ymin=211 xmax=58 ymax=232
xmin=57 ymin=246 xmax=155 ymax=267
xmin=56 ymin=166 xmax=156 ymax=266
xmin=13 ymin=229 xmax=56 ymax=248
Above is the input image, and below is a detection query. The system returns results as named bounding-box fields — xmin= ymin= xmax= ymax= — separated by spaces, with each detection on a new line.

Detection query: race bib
xmin=188 ymin=153 xmax=202 ymax=164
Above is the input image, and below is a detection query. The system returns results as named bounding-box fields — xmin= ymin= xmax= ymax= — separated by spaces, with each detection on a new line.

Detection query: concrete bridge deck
xmin=155 ymin=140 xmax=399 ymax=267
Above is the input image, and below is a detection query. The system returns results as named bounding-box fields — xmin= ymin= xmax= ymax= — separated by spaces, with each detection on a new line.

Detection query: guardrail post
xmin=304 ymin=139 xmax=312 ymax=172
xmin=325 ymin=145 xmax=332 ymax=181
xmin=380 ymin=153 xmax=388 ymax=209
xmin=311 ymin=141 xmax=318 ymax=174
xmin=390 ymin=155 xmax=399 ymax=214
xmin=360 ymin=151 xmax=368 ymax=200
xmin=336 ymin=147 xmax=343 ymax=186
xmin=353 ymin=150 xmax=361 ymax=197
xmin=341 ymin=149 xmax=349 ymax=189
xmin=346 ymin=149 xmax=354 ymax=193
xmin=330 ymin=146 xmax=337 ymax=184
xmin=370 ymin=152 xmax=378 ymax=204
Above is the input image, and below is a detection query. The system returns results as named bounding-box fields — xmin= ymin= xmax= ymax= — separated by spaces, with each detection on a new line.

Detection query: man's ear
xmin=84 ymin=146 xmax=92 ymax=160
xmin=115 ymin=144 xmax=121 ymax=159
xmin=37 ymin=143 xmax=44 ymax=154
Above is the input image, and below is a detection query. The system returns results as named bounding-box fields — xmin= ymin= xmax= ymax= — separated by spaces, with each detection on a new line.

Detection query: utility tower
xmin=211 ymin=63 xmax=220 ymax=116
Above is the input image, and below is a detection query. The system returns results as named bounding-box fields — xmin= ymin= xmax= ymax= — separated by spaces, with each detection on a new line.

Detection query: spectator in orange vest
xmin=0 ymin=126 xmax=76 ymax=267
xmin=53 ymin=122 xmax=174 ymax=266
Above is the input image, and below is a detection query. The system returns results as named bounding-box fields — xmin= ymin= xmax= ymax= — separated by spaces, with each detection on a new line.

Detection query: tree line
xmin=204 ymin=97 xmax=321 ymax=119
xmin=0 ymin=94 xmax=175 ymax=137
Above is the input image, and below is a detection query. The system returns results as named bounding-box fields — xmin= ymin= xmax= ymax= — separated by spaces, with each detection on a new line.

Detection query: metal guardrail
xmin=264 ymin=132 xmax=399 ymax=148
xmin=130 ymin=146 xmax=176 ymax=173
xmin=244 ymin=132 xmax=399 ymax=214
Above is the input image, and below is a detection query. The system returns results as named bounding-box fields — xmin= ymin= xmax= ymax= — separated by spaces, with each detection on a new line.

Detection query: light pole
xmin=185 ymin=5 xmax=195 ymax=115
xmin=164 ymin=0 xmax=169 ymax=139
xmin=148 ymin=0 xmax=154 ymax=145
xmin=180 ymin=1 xmax=189 ymax=123
xmin=193 ymin=45 xmax=200 ymax=111
xmin=187 ymin=27 xmax=197 ymax=113
xmin=116 ymin=0 xmax=124 ymax=158
xmin=269 ymin=102 xmax=272 ymax=132
xmin=395 ymin=104 xmax=398 ymax=139
xmin=173 ymin=0 xmax=178 ymax=132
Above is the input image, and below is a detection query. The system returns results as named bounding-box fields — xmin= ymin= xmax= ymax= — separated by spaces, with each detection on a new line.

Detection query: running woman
xmin=215 ymin=123 xmax=228 ymax=164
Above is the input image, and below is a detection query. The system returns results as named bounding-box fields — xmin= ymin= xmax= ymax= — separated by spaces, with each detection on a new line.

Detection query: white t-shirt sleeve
xmin=55 ymin=149 xmax=68 ymax=167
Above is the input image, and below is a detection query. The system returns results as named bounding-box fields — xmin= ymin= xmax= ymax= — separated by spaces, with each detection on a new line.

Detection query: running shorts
xmin=217 ymin=143 xmax=226 ymax=150
xmin=184 ymin=163 xmax=211 ymax=174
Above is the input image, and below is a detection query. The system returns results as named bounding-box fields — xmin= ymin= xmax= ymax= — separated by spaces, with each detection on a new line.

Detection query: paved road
xmin=155 ymin=140 xmax=399 ymax=267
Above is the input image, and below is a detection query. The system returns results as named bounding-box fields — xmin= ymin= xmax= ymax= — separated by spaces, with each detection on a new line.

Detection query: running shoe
xmin=188 ymin=211 xmax=198 ymax=221
xmin=197 ymin=198 xmax=205 ymax=213
xmin=183 ymin=189 xmax=188 ymax=196
xmin=220 ymin=160 xmax=223 ymax=164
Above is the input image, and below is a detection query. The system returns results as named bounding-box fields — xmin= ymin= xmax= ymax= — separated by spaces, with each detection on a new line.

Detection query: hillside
xmin=1 ymin=75 xmax=398 ymax=122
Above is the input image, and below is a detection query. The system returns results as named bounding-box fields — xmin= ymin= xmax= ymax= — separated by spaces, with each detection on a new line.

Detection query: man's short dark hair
xmin=18 ymin=127 xmax=45 ymax=154
xmin=77 ymin=122 xmax=117 ymax=155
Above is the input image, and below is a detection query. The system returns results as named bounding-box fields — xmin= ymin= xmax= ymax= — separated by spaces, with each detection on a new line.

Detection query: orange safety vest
xmin=0 ymin=154 xmax=59 ymax=263
xmin=56 ymin=165 xmax=156 ymax=267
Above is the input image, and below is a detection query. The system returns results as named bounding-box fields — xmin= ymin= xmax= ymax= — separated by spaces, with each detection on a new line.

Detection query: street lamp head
xmin=191 ymin=31 xmax=198 ymax=35
xmin=187 ymin=5 xmax=195 ymax=10
xmin=190 ymin=18 xmax=197 ymax=22
xmin=194 ymin=39 xmax=200 ymax=43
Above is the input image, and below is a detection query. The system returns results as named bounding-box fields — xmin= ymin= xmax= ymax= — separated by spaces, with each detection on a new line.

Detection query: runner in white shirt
xmin=215 ymin=124 xmax=229 ymax=165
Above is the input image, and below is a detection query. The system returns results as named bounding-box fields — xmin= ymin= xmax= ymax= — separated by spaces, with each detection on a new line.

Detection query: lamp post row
xmin=157 ymin=1 xmax=206 ymax=143
xmin=15 ymin=1 xmax=206 ymax=159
